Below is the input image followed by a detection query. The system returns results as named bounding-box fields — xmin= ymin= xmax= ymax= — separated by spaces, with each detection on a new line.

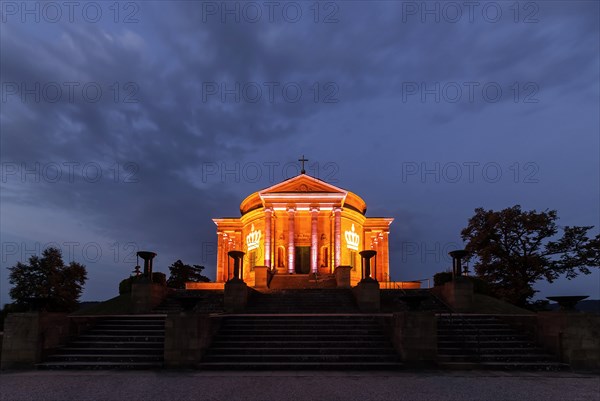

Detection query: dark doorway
xmin=295 ymin=246 xmax=310 ymax=274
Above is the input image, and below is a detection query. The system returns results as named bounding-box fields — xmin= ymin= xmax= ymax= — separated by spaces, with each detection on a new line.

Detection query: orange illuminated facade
xmin=213 ymin=173 xmax=393 ymax=286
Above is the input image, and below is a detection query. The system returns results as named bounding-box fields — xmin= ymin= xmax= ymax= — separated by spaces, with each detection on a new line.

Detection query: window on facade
xmin=321 ymin=246 xmax=329 ymax=267
xmin=249 ymin=250 xmax=256 ymax=271
xmin=350 ymin=250 xmax=357 ymax=271
xmin=277 ymin=247 xmax=284 ymax=267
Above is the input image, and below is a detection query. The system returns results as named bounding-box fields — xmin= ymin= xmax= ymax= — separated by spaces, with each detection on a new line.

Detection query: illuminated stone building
xmin=213 ymin=172 xmax=393 ymax=286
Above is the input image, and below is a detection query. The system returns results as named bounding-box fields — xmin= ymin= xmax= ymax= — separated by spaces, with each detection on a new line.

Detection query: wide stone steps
xmin=209 ymin=340 xmax=394 ymax=348
xmin=45 ymin=354 xmax=163 ymax=363
xmin=438 ymin=346 xmax=548 ymax=355
xmin=205 ymin=347 xmax=396 ymax=355
xmin=436 ymin=315 xmax=568 ymax=371
xmin=245 ymin=289 xmax=358 ymax=314
xmin=203 ymin=354 xmax=399 ymax=363
xmin=213 ymin=328 xmax=385 ymax=335
xmin=69 ymin=341 xmax=163 ymax=349
xmin=214 ymin=334 xmax=390 ymax=342
xmin=36 ymin=361 xmax=163 ymax=369
xmin=200 ymin=315 xmax=401 ymax=370
xmin=380 ymin=289 xmax=450 ymax=313
xmin=437 ymin=354 xmax=556 ymax=363
xmin=440 ymin=361 xmax=569 ymax=371
xmin=199 ymin=361 xmax=401 ymax=370
xmin=88 ymin=329 xmax=165 ymax=335
xmin=268 ymin=274 xmax=338 ymax=290
xmin=438 ymin=340 xmax=538 ymax=348
xmin=37 ymin=316 xmax=165 ymax=370
xmin=438 ymin=334 xmax=530 ymax=341
xmin=153 ymin=290 xmax=225 ymax=314
xmin=57 ymin=347 xmax=163 ymax=355
xmin=153 ymin=298 xmax=184 ymax=314
xmin=95 ymin=322 xmax=165 ymax=330
xmin=76 ymin=335 xmax=164 ymax=342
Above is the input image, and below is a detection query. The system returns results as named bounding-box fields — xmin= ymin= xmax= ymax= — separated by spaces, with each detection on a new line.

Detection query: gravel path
xmin=0 ymin=370 xmax=598 ymax=401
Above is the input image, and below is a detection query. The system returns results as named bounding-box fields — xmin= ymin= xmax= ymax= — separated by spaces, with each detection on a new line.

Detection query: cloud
xmin=1 ymin=1 xmax=598 ymax=303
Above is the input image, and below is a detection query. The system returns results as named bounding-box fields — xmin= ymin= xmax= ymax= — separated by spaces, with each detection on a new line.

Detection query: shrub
xmin=119 ymin=277 xmax=135 ymax=294
xmin=469 ymin=276 xmax=492 ymax=295
xmin=152 ymin=272 xmax=167 ymax=286
xmin=433 ymin=271 xmax=453 ymax=287
xmin=119 ymin=272 xmax=166 ymax=294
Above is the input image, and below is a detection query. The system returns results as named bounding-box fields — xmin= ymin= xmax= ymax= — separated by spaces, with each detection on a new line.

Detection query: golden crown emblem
xmin=246 ymin=223 xmax=261 ymax=251
xmin=345 ymin=224 xmax=360 ymax=251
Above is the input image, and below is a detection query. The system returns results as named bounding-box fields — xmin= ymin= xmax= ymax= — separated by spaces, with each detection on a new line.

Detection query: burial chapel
xmin=213 ymin=170 xmax=393 ymax=287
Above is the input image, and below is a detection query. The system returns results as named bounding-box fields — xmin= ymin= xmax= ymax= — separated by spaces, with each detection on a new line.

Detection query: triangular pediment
xmin=259 ymin=174 xmax=347 ymax=195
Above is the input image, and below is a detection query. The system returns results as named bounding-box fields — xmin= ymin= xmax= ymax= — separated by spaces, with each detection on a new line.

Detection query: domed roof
xmin=240 ymin=174 xmax=367 ymax=215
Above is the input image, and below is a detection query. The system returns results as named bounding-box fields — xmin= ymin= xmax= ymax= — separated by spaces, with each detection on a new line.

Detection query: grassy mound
xmin=71 ymin=294 xmax=134 ymax=315
xmin=469 ymin=293 xmax=534 ymax=315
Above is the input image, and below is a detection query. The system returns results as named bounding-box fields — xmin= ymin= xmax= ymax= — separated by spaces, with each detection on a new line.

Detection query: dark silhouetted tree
xmin=461 ymin=206 xmax=599 ymax=306
xmin=167 ymin=260 xmax=210 ymax=289
xmin=8 ymin=247 xmax=87 ymax=312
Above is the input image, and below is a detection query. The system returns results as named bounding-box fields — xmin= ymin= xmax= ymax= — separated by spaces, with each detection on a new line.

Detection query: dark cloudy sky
xmin=1 ymin=1 xmax=599 ymax=304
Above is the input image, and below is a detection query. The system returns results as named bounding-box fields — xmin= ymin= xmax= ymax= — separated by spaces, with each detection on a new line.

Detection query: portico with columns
xmin=213 ymin=173 xmax=393 ymax=287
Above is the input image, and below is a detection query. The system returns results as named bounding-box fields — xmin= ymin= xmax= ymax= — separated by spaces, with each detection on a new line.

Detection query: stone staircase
xmin=268 ymin=273 xmax=337 ymax=289
xmin=37 ymin=316 xmax=165 ymax=369
xmin=245 ymin=288 xmax=359 ymax=314
xmin=153 ymin=297 xmax=183 ymax=314
xmin=380 ymin=289 xmax=450 ymax=313
xmin=200 ymin=315 xmax=402 ymax=370
xmin=153 ymin=290 xmax=225 ymax=314
xmin=436 ymin=314 xmax=568 ymax=370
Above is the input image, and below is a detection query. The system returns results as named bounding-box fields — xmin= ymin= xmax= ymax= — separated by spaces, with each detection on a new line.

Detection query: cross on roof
xmin=298 ymin=155 xmax=308 ymax=174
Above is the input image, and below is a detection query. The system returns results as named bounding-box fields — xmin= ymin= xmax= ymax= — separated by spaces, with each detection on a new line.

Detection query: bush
xmin=469 ymin=276 xmax=492 ymax=295
xmin=119 ymin=277 xmax=135 ymax=294
xmin=152 ymin=272 xmax=167 ymax=286
xmin=119 ymin=272 xmax=166 ymax=295
xmin=433 ymin=271 xmax=453 ymax=287
xmin=527 ymin=299 xmax=551 ymax=312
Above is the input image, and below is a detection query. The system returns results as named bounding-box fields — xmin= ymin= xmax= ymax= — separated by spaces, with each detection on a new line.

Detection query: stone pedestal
xmin=355 ymin=279 xmax=380 ymax=312
xmin=334 ymin=266 xmax=352 ymax=288
xmin=131 ymin=282 xmax=167 ymax=314
xmin=164 ymin=313 xmax=220 ymax=368
xmin=1 ymin=312 xmax=70 ymax=369
xmin=439 ymin=277 xmax=473 ymax=312
xmin=536 ymin=311 xmax=600 ymax=370
xmin=391 ymin=312 xmax=437 ymax=366
xmin=224 ymin=280 xmax=248 ymax=313
xmin=254 ymin=266 xmax=269 ymax=289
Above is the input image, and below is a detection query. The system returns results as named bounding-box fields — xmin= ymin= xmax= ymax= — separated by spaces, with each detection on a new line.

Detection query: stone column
xmin=376 ymin=233 xmax=384 ymax=281
xmin=225 ymin=251 xmax=248 ymax=312
xmin=225 ymin=235 xmax=233 ymax=280
xmin=217 ymin=232 xmax=224 ymax=282
xmin=359 ymin=250 xmax=377 ymax=282
xmin=228 ymin=250 xmax=245 ymax=281
xmin=264 ymin=207 xmax=272 ymax=268
xmin=310 ymin=207 xmax=319 ymax=273
xmin=287 ymin=207 xmax=295 ymax=274
xmin=333 ymin=207 xmax=341 ymax=268
xmin=382 ymin=231 xmax=390 ymax=281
